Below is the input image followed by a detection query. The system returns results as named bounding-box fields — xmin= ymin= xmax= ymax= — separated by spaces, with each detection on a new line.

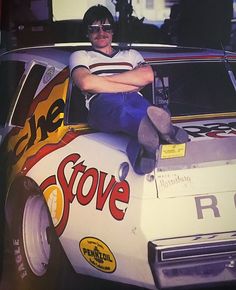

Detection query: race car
xmin=0 ymin=43 xmax=236 ymax=290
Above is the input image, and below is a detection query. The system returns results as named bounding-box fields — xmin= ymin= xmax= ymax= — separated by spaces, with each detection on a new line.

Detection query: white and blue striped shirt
xmin=69 ymin=48 xmax=145 ymax=108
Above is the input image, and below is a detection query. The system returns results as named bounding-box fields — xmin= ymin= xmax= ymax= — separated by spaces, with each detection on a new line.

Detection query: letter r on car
xmin=195 ymin=195 xmax=220 ymax=219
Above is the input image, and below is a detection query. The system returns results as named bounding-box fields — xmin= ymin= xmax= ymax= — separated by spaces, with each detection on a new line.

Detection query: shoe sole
xmin=138 ymin=116 xmax=159 ymax=153
xmin=147 ymin=106 xmax=189 ymax=144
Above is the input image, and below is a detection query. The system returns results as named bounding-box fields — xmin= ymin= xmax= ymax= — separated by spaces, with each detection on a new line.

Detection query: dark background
xmin=0 ymin=0 xmax=235 ymax=51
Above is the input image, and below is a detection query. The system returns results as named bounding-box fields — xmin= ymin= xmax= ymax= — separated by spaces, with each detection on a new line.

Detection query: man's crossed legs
xmin=88 ymin=92 xmax=189 ymax=175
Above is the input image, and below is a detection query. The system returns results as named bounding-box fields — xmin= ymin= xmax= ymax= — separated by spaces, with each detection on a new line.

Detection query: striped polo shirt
xmin=69 ymin=48 xmax=145 ymax=108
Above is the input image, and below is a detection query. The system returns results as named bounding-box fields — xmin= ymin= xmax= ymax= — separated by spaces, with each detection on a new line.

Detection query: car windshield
xmin=67 ymin=59 xmax=236 ymax=125
xmin=153 ymin=61 xmax=236 ymax=116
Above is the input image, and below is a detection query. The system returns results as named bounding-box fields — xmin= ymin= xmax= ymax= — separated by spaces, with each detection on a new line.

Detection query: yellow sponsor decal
xmin=79 ymin=237 xmax=116 ymax=273
xmin=43 ymin=185 xmax=64 ymax=227
xmin=161 ymin=143 xmax=186 ymax=159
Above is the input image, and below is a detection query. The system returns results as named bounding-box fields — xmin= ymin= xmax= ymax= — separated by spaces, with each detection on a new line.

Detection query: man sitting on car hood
xmin=69 ymin=4 xmax=189 ymax=174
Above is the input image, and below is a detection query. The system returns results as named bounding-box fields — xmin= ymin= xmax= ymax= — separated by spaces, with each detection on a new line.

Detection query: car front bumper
xmin=148 ymin=232 xmax=236 ymax=288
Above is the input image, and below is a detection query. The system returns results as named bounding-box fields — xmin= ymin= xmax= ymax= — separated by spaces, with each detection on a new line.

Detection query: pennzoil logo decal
xmin=79 ymin=237 xmax=116 ymax=273
xmin=40 ymin=153 xmax=130 ymax=236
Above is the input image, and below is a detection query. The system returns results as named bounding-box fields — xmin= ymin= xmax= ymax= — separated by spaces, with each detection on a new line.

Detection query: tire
xmin=5 ymin=175 xmax=68 ymax=290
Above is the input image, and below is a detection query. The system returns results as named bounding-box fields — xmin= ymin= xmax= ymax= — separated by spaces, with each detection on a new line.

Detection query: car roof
xmin=1 ymin=42 xmax=236 ymax=65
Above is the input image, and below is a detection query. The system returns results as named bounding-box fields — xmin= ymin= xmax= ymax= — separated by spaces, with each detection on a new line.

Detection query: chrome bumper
xmin=148 ymin=233 xmax=236 ymax=288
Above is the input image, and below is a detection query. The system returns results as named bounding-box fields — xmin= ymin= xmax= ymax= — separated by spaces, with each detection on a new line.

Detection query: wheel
xmin=5 ymin=175 xmax=68 ymax=290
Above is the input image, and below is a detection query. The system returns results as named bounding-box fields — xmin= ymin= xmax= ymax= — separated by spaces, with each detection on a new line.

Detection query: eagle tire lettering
xmin=12 ymin=238 xmax=27 ymax=279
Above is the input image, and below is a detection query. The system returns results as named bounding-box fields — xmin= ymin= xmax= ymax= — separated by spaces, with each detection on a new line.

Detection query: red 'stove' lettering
xmin=42 ymin=153 xmax=130 ymax=236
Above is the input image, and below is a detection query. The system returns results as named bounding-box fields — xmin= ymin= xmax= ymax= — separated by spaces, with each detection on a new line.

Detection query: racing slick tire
xmin=5 ymin=175 xmax=68 ymax=290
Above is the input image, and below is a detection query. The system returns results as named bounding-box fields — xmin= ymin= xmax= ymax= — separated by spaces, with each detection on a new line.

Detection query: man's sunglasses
xmin=88 ymin=24 xmax=112 ymax=34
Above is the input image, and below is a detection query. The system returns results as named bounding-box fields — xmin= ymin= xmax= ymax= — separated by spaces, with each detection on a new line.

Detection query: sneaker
xmin=147 ymin=106 xmax=189 ymax=144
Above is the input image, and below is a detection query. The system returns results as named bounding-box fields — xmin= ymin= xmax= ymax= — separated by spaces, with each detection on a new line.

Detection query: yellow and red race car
xmin=0 ymin=43 xmax=236 ymax=290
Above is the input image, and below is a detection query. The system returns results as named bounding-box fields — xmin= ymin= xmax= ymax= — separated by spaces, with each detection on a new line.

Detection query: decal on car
xmin=195 ymin=193 xmax=236 ymax=219
xmin=7 ymin=69 xmax=69 ymax=176
xmin=79 ymin=237 xmax=116 ymax=273
xmin=161 ymin=143 xmax=186 ymax=159
xmin=40 ymin=153 xmax=130 ymax=236
xmin=43 ymin=66 xmax=56 ymax=83
xmin=42 ymin=178 xmax=64 ymax=227
xmin=184 ymin=121 xmax=236 ymax=138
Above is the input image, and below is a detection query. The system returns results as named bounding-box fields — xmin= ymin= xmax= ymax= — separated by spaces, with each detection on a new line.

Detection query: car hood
xmin=155 ymin=136 xmax=236 ymax=198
